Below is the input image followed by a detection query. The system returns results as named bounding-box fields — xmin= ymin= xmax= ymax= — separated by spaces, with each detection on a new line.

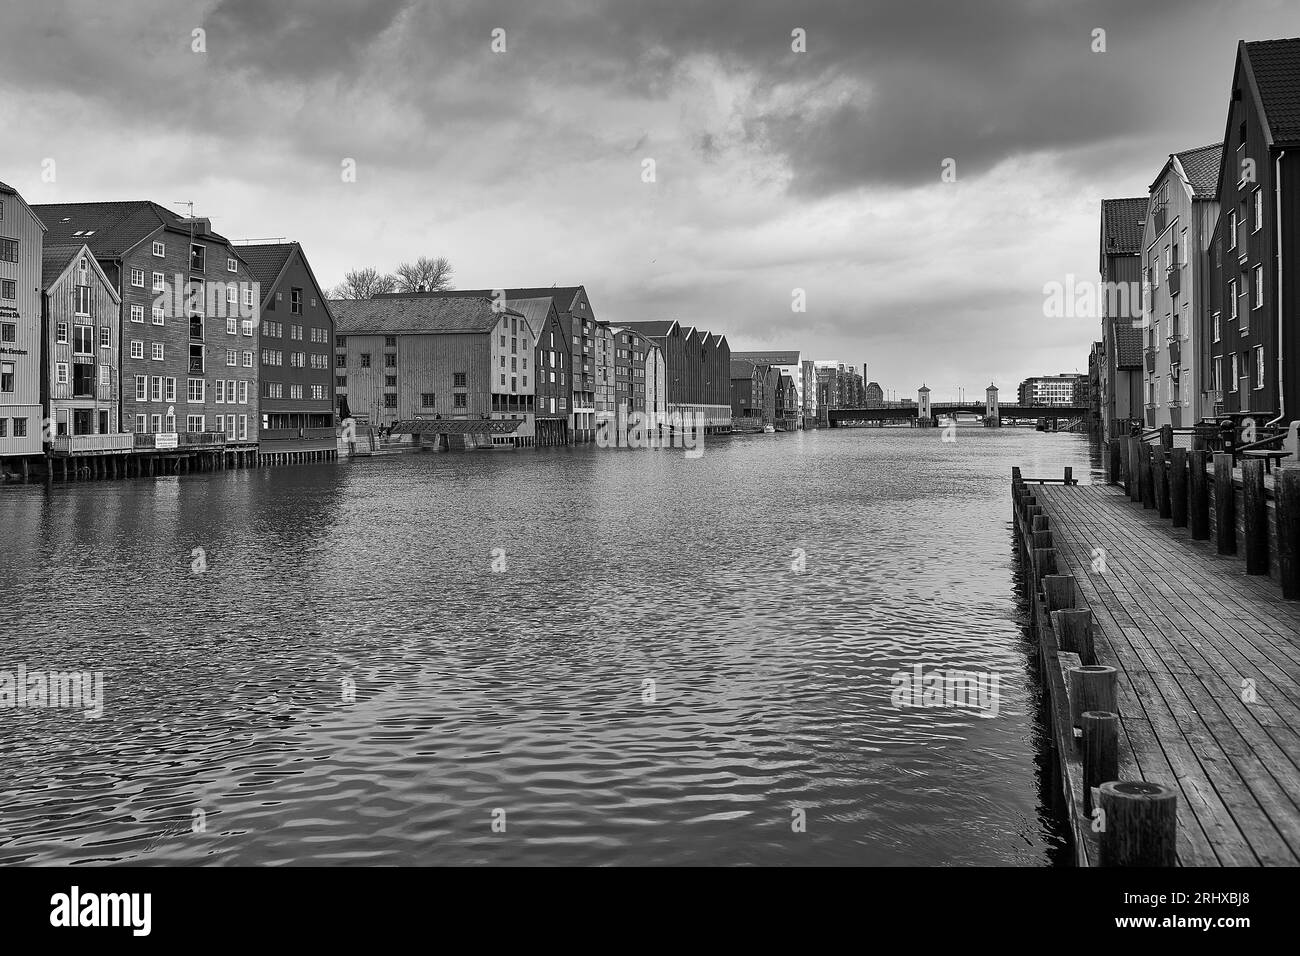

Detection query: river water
xmin=0 ymin=426 xmax=1099 ymax=865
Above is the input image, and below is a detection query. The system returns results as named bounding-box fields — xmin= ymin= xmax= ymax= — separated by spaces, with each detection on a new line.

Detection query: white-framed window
xmin=56 ymin=321 xmax=68 ymax=343
xmin=238 ymin=381 xmax=248 ymax=404
xmin=165 ymin=377 xmax=176 ymax=402
xmin=1180 ymin=228 xmax=1189 ymax=265
xmin=215 ymin=414 xmax=225 ymax=434
xmin=215 ymin=380 xmax=226 ymax=404
xmin=227 ymin=257 xmax=238 ymax=274
xmin=311 ymin=384 xmax=325 ymax=400
xmin=1229 ymin=212 xmax=1238 ymax=249
xmin=241 ymin=319 xmax=254 ymax=336
xmin=135 ymin=375 xmax=147 ymax=400
xmin=1255 ymin=346 xmax=1265 ymax=390
xmin=226 ymin=317 xmax=237 ymax=335
xmin=151 ymin=342 xmax=164 ymax=361
xmin=1230 ymin=352 xmax=1240 ymax=391
xmin=99 ymin=365 xmax=110 ymax=386
xmin=135 ymin=413 xmax=147 ymax=432
xmin=225 ymin=348 xmax=235 ymax=366
xmin=55 ymin=362 xmax=68 ymax=385
xmin=187 ymin=378 xmax=204 ymax=403
xmin=1212 ymin=312 xmax=1221 ymax=342
xmin=242 ymin=350 xmax=253 ymax=367
xmin=150 ymin=413 xmax=161 ymax=434
xmin=1253 ymin=189 xmax=1264 ymax=232
xmin=186 ymin=414 xmax=204 ymax=433
xmin=243 ymin=289 xmax=255 ymax=309
xmin=226 ymin=416 xmax=237 ymax=439
xmin=227 ymin=379 xmax=236 ymax=404
xmin=1254 ymin=265 xmax=1264 ymax=308
xmin=130 ymin=305 xmax=144 ymax=324
xmin=152 ymin=272 xmax=165 ymax=293
xmin=1213 ymin=355 xmax=1223 ymax=393
xmin=165 ymin=411 xmax=175 ymax=432
xmin=152 ymin=241 xmax=165 ymax=257
xmin=100 ymin=326 xmax=112 ymax=348
xmin=238 ymin=415 xmax=247 ymax=440
xmin=130 ymin=340 xmax=144 ymax=359
xmin=130 ymin=268 xmax=145 ymax=288
xmin=1229 ymin=279 xmax=1238 ymax=319
xmin=151 ymin=376 xmax=163 ymax=401
xmin=152 ymin=306 xmax=165 ymax=325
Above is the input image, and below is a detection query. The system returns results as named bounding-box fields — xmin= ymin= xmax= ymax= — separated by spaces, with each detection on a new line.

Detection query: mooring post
xmin=1141 ymin=445 xmax=1156 ymax=510
xmin=1033 ymin=547 xmax=1057 ymax=586
xmin=1189 ymin=449 xmax=1209 ymax=540
xmin=1069 ymin=664 xmax=1117 ymax=730
xmin=1107 ymin=441 xmax=1120 ymax=486
xmin=1169 ymin=447 xmax=1188 ymax=528
xmin=1097 ymin=781 xmax=1178 ymax=866
xmin=1082 ymin=711 xmax=1119 ymax=815
xmin=1242 ymin=458 xmax=1268 ymax=575
xmin=1153 ymin=447 xmax=1171 ymax=518
xmin=1052 ymin=608 xmax=1095 ymax=663
xmin=1127 ymin=437 xmax=1142 ymax=502
xmin=1213 ymin=453 xmax=1236 ymax=555
xmin=1043 ymin=574 xmax=1075 ymax=612
xmin=1064 ymin=466 xmax=1073 ymax=486
xmin=1278 ymin=468 xmax=1300 ymax=600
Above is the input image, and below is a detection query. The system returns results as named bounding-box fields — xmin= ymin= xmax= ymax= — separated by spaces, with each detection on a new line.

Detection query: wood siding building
xmin=41 ymin=244 xmax=121 ymax=438
xmin=0 ymin=181 xmax=44 ymax=467
xmin=1099 ymin=197 xmax=1148 ymax=440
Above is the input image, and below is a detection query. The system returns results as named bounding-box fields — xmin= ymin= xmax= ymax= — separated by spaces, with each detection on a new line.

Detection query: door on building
xmin=99 ymin=410 xmax=110 ymax=435
xmin=73 ymin=409 xmax=94 ymax=435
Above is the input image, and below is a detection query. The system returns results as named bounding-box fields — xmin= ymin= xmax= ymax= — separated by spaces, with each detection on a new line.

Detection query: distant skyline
xmin=4 ymin=1 xmax=1300 ymax=403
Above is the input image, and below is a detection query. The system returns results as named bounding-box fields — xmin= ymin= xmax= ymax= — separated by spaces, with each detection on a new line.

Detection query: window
xmin=243 ymin=289 xmax=255 ymax=309
xmin=311 ymin=384 xmax=325 ymax=400
xmin=227 ymin=348 xmax=237 ymax=366
xmin=226 ymin=416 xmax=236 ymax=439
xmin=135 ymin=375 xmax=147 ymax=400
xmin=290 ymin=384 xmax=303 ymax=399
xmin=151 ymin=376 xmax=163 ymax=401
xmin=421 ymin=393 xmax=436 ymax=408
xmin=1230 ymin=352 xmax=1240 ymax=391
xmin=238 ymin=415 xmax=247 ymax=440
xmin=166 ymin=377 xmax=176 ymax=402
xmin=384 ymin=353 xmax=396 ymax=367
xmin=130 ymin=340 xmax=144 ymax=359
xmin=216 ymin=380 xmax=226 ymax=404
xmin=0 ymin=420 xmax=6 ymax=437
xmin=74 ymin=285 xmax=92 ymax=316
xmin=0 ymin=239 xmax=17 ymax=262
xmin=454 ymin=393 xmax=466 ymax=408
xmin=238 ymin=381 xmax=248 ymax=404
xmin=152 ymin=272 xmax=165 ymax=293
xmin=385 ymin=375 xmax=397 ymax=387
xmin=337 ymin=376 xmax=347 ymax=387
xmin=149 ymin=413 xmax=161 ymax=434
xmin=130 ymin=268 xmax=145 ymax=288
xmin=151 ymin=342 xmax=164 ymax=361
xmin=188 ymin=378 xmax=205 ymax=403
xmin=290 ymin=324 xmax=302 ymax=340
xmin=190 ymin=244 xmax=206 ymax=273
xmin=99 ymin=365 xmax=110 ymax=386
xmin=186 ymin=414 xmax=205 ymax=433
xmin=242 ymin=351 xmax=253 ymax=367
xmin=13 ymin=418 xmax=27 ymax=437
xmin=1212 ymin=312 xmax=1221 ymax=342
xmin=360 ymin=353 xmax=371 ymax=368
xmin=134 ymin=413 xmax=146 ymax=432
xmin=1229 ymin=279 xmax=1238 ymax=319
xmin=1255 ymin=346 xmax=1265 ymax=390
xmin=73 ymin=325 xmax=93 ymax=354
xmin=56 ymin=363 xmax=69 ymax=386
xmin=242 ymin=319 xmax=254 ymax=336
xmin=267 ymin=383 xmax=283 ymax=399
xmin=227 ymin=317 xmax=238 ymax=335
xmin=1229 ymin=212 xmax=1238 ymax=250
xmin=1213 ymin=356 xmax=1223 ymax=393
xmin=215 ymin=414 xmax=225 ymax=435
xmin=1253 ymin=189 xmax=1264 ymax=232
xmin=1254 ymin=265 xmax=1264 ymax=309
xmin=152 ymin=241 xmax=165 ymax=257
xmin=227 ymin=380 xmax=236 ymax=403
xmin=0 ymin=280 xmax=13 ymax=300
xmin=384 ymin=394 xmax=397 ymax=409
xmin=100 ymin=326 xmax=111 ymax=348
xmin=227 ymin=257 xmax=238 ymax=273
xmin=292 ymin=289 xmax=304 ymax=315
xmin=152 ymin=306 xmax=165 ymax=325
xmin=57 ymin=322 xmax=69 ymax=343
xmin=130 ymin=305 xmax=144 ymax=324
xmin=0 ymin=362 xmax=12 ymax=392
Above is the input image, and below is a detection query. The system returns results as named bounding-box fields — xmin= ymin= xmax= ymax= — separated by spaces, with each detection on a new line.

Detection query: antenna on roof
xmin=173 ymin=201 xmax=194 ymax=218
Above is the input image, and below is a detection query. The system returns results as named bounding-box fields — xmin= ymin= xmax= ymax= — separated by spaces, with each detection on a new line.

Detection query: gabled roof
xmin=237 ymin=241 xmax=333 ymax=320
xmin=1099 ymin=198 xmax=1147 ymax=261
xmin=375 ymin=286 xmax=588 ymax=313
xmin=1173 ymin=143 xmax=1224 ymax=198
xmin=1244 ymin=38 xmax=1300 ymax=145
xmin=1113 ymin=321 xmax=1144 ymax=369
xmin=503 ymin=296 xmax=558 ymax=337
xmin=732 ymin=350 xmax=801 ymax=366
xmin=41 ymin=242 xmax=121 ymax=303
xmin=32 ymin=200 xmax=236 ymax=261
xmin=330 ymin=294 xmax=521 ymax=334
xmin=0 ymin=181 xmax=48 ymax=231
xmin=730 ymin=358 xmax=757 ymax=379
xmin=619 ymin=320 xmax=678 ymax=338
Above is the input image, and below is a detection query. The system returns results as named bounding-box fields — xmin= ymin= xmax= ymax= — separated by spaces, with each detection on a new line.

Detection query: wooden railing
xmin=51 ymin=434 xmax=135 ymax=455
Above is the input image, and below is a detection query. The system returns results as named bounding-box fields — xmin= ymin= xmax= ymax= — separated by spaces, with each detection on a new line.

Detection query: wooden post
xmin=1214 ymin=452 xmax=1236 ymax=555
xmin=1140 ymin=445 xmax=1156 ymax=510
xmin=1052 ymin=609 xmax=1095 ymax=664
xmin=1127 ymin=437 xmax=1142 ymax=502
xmin=1064 ymin=466 xmax=1073 ymax=486
xmin=1278 ymin=467 xmax=1300 ymax=600
xmin=1189 ymin=449 xmax=1209 ymax=540
xmin=1097 ymin=781 xmax=1178 ymax=866
xmin=1159 ymin=424 xmax=1173 ymax=449
xmin=1031 ymin=514 xmax=1048 ymax=533
xmin=1082 ymin=711 xmax=1119 ymax=814
xmin=1107 ymin=441 xmax=1120 ymax=486
xmin=1169 ymin=447 xmax=1187 ymax=528
xmin=1242 ymin=458 xmax=1268 ymax=574
xmin=1153 ymin=448 xmax=1170 ymax=518
xmin=1119 ymin=439 xmax=1131 ymax=494
xmin=1069 ymin=664 xmax=1117 ymax=729
xmin=1032 ymin=530 xmax=1053 ymax=550
xmin=1043 ymin=574 xmax=1075 ymax=612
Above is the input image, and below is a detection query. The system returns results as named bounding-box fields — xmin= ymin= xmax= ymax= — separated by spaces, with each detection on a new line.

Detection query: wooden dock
xmin=1015 ymin=476 xmax=1300 ymax=866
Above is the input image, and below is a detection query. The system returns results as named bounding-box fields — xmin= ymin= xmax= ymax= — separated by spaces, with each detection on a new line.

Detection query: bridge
xmin=824 ymin=386 xmax=1087 ymax=427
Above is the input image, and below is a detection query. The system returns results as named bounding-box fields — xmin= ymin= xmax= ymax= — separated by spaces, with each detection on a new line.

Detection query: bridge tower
xmin=985 ymin=383 xmax=1000 ymax=428
xmin=917 ymin=384 xmax=931 ymax=425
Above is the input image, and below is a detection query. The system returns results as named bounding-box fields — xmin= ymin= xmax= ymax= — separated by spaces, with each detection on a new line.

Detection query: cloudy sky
xmin=4 ymin=0 xmax=1300 ymax=401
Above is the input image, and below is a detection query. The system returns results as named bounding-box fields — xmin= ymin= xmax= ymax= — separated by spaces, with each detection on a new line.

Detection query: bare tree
xmin=394 ymin=256 xmax=454 ymax=293
xmin=330 ymin=267 xmax=397 ymax=300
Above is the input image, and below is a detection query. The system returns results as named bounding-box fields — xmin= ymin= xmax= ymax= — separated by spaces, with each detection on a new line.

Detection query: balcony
xmin=51 ymin=434 xmax=135 ymax=456
xmin=1168 ymin=338 xmax=1181 ymax=365
xmin=1144 ymin=350 xmax=1156 ymax=372
xmin=1166 ymin=264 xmax=1181 ymax=297
xmin=181 ymin=431 xmax=227 ymax=447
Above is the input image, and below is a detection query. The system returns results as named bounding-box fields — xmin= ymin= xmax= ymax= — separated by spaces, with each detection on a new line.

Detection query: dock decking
xmin=1029 ymin=481 xmax=1300 ymax=866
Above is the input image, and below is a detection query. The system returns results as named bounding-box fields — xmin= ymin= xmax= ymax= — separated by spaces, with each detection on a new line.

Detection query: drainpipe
xmin=1277 ymin=150 xmax=1287 ymax=423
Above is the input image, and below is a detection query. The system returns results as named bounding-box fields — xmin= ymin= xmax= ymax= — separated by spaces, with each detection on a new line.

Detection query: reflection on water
xmin=0 ymin=426 xmax=1096 ymax=865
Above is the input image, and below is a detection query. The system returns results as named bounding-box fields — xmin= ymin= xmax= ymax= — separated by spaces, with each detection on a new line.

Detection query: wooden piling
xmin=1033 ymin=547 xmax=1057 ymax=585
xmin=1052 ymin=608 xmax=1095 ymax=664
xmin=1097 ymin=781 xmax=1178 ymax=867
xmin=1153 ymin=448 xmax=1170 ymax=518
xmin=1043 ymin=574 xmax=1075 ymax=612
xmin=1119 ymin=439 xmax=1132 ymax=495
xmin=1107 ymin=441 xmax=1120 ymax=486
xmin=1189 ymin=449 xmax=1209 ymax=540
xmin=1082 ymin=711 xmax=1119 ymax=814
xmin=1069 ymin=664 xmax=1117 ymax=729
xmin=1242 ymin=458 xmax=1268 ymax=575
xmin=1140 ymin=444 xmax=1156 ymax=510
xmin=1214 ymin=453 xmax=1236 ymax=555
xmin=1278 ymin=468 xmax=1300 ymax=600
xmin=1167 ymin=447 xmax=1187 ymax=527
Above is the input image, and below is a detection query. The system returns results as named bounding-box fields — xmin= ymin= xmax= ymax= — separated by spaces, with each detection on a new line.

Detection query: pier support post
xmin=1127 ymin=437 xmax=1142 ymax=502
xmin=1168 ymin=448 xmax=1187 ymax=528
xmin=1097 ymin=781 xmax=1178 ymax=867
xmin=1082 ymin=711 xmax=1119 ymax=814
xmin=1069 ymin=664 xmax=1117 ymax=730
xmin=1213 ymin=453 xmax=1236 ymax=555
xmin=1189 ymin=449 xmax=1209 ymax=540
xmin=1278 ymin=468 xmax=1300 ymax=600
xmin=1106 ymin=441 xmax=1120 ymax=486
xmin=1043 ymin=574 xmax=1075 ymax=612
xmin=1052 ymin=608 xmax=1095 ymax=664
xmin=1032 ymin=548 xmax=1057 ymax=587
xmin=1153 ymin=448 xmax=1171 ymax=518
xmin=1119 ymin=440 xmax=1131 ymax=495
xmin=1242 ymin=458 xmax=1268 ymax=575
xmin=1140 ymin=445 xmax=1156 ymax=509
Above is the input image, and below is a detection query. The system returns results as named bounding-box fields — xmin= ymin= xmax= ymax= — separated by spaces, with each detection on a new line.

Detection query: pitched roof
xmin=1113 ymin=321 xmax=1144 ymax=369
xmin=1100 ymin=198 xmax=1147 ymax=258
xmin=42 ymin=242 xmax=86 ymax=290
xmin=1173 ymin=143 xmax=1224 ymax=198
xmin=503 ymin=296 xmax=557 ymax=336
xmin=1245 ymin=38 xmax=1300 ymax=145
xmin=374 ymin=286 xmax=587 ymax=312
xmin=732 ymin=350 xmax=801 ymax=366
xmin=730 ymin=359 xmax=757 ymax=379
xmin=237 ymin=242 xmax=296 ymax=292
xmin=330 ymin=295 xmax=520 ymax=334
xmin=618 ymin=320 xmax=678 ymax=338
xmin=32 ymin=200 xmax=234 ymax=259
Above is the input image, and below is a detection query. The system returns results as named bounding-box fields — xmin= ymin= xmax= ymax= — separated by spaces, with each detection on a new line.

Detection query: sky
xmin=3 ymin=0 xmax=1300 ymax=402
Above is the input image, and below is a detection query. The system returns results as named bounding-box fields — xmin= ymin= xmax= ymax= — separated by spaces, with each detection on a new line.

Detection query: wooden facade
xmin=0 ymin=181 xmax=45 ymax=465
xmin=41 ymin=244 xmax=121 ymax=438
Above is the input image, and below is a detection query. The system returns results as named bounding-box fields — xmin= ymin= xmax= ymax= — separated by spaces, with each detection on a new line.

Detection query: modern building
xmin=1099 ymin=197 xmax=1148 ymax=440
xmin=1017 ymin=374 xmax=1087 ymax=407
xmin=33 ymin=200 xmax=260 ymax=451
xmin=1205 ymin=38 xmax=1300 ymax=420
xmin=41 ymin=243 xmax=121 ymax=441
xmin=331 ymin=294 xmax=536 ymax=446
xmin=1140 ymin=143 xmax=1222 ymax=428
xmin=239 ymin=242 xmax=336 ymax=461
xmin=732 ymin=350 xmax=804 ymax=428
xmin=620 ymin=321 xmax=731 ymax=430
xmin=0 ymin=181 xmax=45 ymax=474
